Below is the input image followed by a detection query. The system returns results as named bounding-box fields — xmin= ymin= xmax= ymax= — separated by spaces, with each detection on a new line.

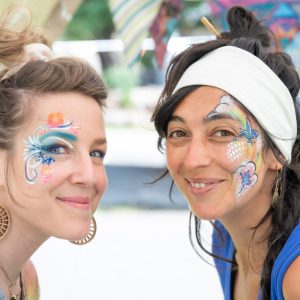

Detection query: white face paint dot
xmin=227 ymin=139 xmax=248 ymax=162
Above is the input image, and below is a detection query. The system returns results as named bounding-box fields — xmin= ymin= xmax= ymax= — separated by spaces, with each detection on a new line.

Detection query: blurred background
xmin=1 ymin=0 xmax=300 ymax=299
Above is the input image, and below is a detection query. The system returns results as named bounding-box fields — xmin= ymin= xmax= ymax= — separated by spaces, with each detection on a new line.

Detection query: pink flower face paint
xmin=23 ymin=113 xmax=79 ymax=184
xmin=207 ymin=94 xmax=263 ymax=199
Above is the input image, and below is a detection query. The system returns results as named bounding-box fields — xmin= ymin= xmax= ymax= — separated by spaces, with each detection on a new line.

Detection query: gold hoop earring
xmin=0 ymin=206 xmax=11 ymax=241
xmin=70 ymin=217 xmax=97 ymax=245
xmin=272 ymin=169 xmax=282 ymax=209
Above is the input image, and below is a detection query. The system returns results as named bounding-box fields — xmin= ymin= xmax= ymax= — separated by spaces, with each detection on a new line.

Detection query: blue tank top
xmin=212 ymin=220 xmax=300 ymax=299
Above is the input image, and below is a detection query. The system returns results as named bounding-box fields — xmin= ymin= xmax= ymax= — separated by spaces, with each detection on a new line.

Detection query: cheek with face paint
xmin=208 ymin=94 xmax=263 ymax=200
xmin=23 ymin=112 xmax=79 ymax=184
xmin=232 ymin=125 xmax=262 ymax=199
xmin=227 ymin=139 xmax=248 ymax=162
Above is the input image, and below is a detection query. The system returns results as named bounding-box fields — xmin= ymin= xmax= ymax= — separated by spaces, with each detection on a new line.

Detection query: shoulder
xmin=282 ymin=255 xmax=300 ymax=300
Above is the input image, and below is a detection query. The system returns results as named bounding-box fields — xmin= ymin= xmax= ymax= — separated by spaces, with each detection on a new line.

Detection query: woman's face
xmin=3 ymin=92 xmax=107 ymax=241
xmin=166 ymin=86 xmax=276 ymax=220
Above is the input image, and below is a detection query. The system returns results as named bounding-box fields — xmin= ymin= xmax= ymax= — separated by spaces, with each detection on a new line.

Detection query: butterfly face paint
xmin=23 ymin=112 xmax=80 ymax=184
xmin=207 ymin=94 xmax=263 ymax=199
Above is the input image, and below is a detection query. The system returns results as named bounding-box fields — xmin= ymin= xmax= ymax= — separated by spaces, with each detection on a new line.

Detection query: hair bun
xmin=226 ymin=6 xmax=272 ymax=48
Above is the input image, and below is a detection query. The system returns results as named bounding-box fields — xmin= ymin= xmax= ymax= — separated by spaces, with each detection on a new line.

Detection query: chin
xmin=57 ymin=220 xmax=91 ymax=241
xmin=189 ymin=203 xmax=227 ymax=221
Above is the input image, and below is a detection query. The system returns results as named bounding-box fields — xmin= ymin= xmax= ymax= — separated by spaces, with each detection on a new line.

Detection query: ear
xmin=0 ymin=150 xmax=7 ymax=187
xmin=264 ymin=148 xmax=283 ymax=171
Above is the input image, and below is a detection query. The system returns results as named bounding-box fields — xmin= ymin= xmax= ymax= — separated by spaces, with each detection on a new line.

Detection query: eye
xmin=213 ymin=130 xmax=235 ymax=137
xmin=44 ymin=144 xmax=68 ymax=155
xmin=167 ymin=130 xmax=186 ymax=139
xmin=90 ymin=150 xmax=106 ymax=160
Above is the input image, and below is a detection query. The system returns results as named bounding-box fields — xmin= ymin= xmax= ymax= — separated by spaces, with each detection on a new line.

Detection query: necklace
xmin=0 ymin=265 xmax=21 ymax=300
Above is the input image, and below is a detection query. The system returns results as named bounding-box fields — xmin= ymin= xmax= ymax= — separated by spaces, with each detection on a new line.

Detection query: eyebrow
xmin=93 ymin=138 xmax=107 ymax=146
xmin=204 ymin=112 xmax=237 ymax=123
xmin=168 ymin=115 xmax=186 ymax=124
xmin=168 ymin=113 xmax=238 ymax=125
xmin=40 ymin=131 xmax=77 ymax=143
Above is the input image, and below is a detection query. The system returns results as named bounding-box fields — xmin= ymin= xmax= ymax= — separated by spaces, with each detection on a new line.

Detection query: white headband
xmin=173 ymin=46 xmax=297 ymax=163
xmin=1 ymin=43 xmax=53 ymax=80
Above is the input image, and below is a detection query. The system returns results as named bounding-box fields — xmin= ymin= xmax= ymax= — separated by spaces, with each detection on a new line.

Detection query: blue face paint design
xmin=24 ymin=125 xmax=79 ymax=184
xmin=235 ymin=161 xmax=258 ymax=198
xmin=237 ymin=119 xmax=259 ymax=144
xmin=39 ymin=131 xmax=77 ymax=143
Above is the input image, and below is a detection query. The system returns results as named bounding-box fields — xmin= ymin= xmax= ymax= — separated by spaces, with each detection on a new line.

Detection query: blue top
xmin=0 ymin=289 xmax=5 ymax=300
xmin=212 ymin=220 xmax=300 ymax=300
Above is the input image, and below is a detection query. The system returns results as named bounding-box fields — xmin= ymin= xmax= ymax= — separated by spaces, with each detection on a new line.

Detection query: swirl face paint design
xmin=207 ymin=94 xmax=262 ymax=199
xmin=23 ymin=113 xmax=79 ymax=184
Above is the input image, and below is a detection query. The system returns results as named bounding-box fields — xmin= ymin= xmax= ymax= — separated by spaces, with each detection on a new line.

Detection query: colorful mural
xmin=208 ymin=1 xmax=300 ymax=73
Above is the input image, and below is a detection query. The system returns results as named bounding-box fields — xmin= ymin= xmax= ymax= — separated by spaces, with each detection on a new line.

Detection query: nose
xmin=69 ymin=154 xmax=106 ymax=187
xmin=183 ymin=138 xmax=212 ymax=170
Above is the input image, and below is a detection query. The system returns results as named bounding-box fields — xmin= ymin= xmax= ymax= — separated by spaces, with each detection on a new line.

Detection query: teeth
xmin=190 ymin=182 xmax=207 ymax=188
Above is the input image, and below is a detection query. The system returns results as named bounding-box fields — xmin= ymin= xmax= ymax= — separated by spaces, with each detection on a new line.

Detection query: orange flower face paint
xmin=47 ymin=112 xmax=65 ymax=128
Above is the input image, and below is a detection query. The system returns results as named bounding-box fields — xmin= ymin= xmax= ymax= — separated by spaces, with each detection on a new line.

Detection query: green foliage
xmin=62 ymin=0 xmax=114 ymax=40
xmin=104 ymin=66 xmax=139 ymax=108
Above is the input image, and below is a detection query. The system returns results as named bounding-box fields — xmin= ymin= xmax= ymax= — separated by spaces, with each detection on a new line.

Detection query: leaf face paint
xmin=207 ymin=94 xmax=262 ymax=199
xmin=23 ymin=113 xmax=79 ymax=184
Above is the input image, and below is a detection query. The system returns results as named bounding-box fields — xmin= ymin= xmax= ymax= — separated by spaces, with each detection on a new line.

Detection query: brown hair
xmin=0 ymin=8 xmax=107 ymax=150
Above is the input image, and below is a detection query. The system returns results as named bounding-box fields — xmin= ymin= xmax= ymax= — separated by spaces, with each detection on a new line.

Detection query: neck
xmin=220 ymin=190 xmax=272 ymax=274
xmin=0 ymin=212 xmax=48 ymax=287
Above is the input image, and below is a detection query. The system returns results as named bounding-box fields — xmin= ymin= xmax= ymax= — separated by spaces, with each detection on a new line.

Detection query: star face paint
xmin=207 ymin=94 xmax=262 ymax=199
xmin=23 ymin=112 xmax=79 ymax=184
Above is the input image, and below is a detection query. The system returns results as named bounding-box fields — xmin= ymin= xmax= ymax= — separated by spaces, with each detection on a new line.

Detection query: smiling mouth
xmin=56 ymin=196 xmax=91 ymax=209
xmin=186 ymin=179 xmax=224 ymax=194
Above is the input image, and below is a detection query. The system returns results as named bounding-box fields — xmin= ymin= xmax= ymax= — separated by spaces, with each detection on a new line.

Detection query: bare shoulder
xmin=282 ymin=255 xmax=300 ymax=300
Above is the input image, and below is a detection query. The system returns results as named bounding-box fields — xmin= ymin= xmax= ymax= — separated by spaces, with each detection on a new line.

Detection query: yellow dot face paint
xmin=23 ymin=112 xmax=80 ymax=184
xmin=207 ymin=94 xmax=263 ymax=199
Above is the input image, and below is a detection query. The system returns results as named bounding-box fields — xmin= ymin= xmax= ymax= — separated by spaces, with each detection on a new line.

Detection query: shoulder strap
xmin=21 ymin=260 xmax=40 ymax=300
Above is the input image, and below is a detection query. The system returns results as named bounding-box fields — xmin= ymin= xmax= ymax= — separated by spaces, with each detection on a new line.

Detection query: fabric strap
xmin=173 ymin=46 xmax=297 ymax=162
xmin=21 ymin=260 xmax=39 ymax=300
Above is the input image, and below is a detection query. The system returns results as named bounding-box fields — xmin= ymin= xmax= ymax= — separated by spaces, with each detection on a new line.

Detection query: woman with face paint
xmin=0 ymin=9 xmax=107 ymax=300
xmin=152 ymin=6 xmax=300 ymax=300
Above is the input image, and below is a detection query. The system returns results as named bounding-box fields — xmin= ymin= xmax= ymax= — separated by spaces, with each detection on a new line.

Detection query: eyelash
xmin=90 ymin=150 xmax=106 ymax=160
xmin=167 ymin=130 xmax=187 ymax=139
xmin=213 ymin=129 xmax=236 ymax=137
xmin=43 ymin=144 xmax=69 ymax=155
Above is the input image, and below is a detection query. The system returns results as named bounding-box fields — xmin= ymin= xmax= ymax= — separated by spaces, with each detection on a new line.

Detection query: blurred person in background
xmin=152 ymin=6 xmax=300 ymax=300
xmin=0 ymin=8 xmax=107 ymax=300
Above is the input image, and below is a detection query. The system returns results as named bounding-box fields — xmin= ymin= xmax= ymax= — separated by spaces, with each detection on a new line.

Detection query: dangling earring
xmin=70 ymin=217 xmax=97 ymax=245
xmin=0 ymin=206 xmax=11 ymax=241
xmin=272 ymin=169 xmax=282 ymax=209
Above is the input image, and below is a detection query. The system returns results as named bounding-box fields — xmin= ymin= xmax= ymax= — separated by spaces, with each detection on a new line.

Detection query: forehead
xmin=34 ymin=92 xmax=102 ymax=122
xmin=21 ymin=92 xmax=105 ymax=137
xmin=172 ymin=86 xmax=248 ymax=120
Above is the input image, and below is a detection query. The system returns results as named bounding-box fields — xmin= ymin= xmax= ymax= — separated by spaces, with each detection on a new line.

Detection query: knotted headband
xmin=173 ymin=46 xmax=297 ymax=163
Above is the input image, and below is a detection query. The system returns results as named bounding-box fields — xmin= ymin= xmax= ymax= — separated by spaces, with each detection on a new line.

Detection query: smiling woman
xmin=0 ymin=8 xmax=107 ymax=300
xmin=152 ymin=6 xmax=300 ymax=300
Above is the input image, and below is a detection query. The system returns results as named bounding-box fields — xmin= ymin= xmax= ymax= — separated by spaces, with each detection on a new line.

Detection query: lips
xmin=185 ymin=178 xmax=224 ymax=195
xmin=56 ymin=196 xmax=91 ymax=209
